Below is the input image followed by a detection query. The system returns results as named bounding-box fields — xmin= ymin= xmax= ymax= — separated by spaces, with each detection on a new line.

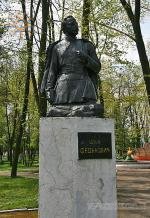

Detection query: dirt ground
xmin=0 ymin=210 xmax=37 ymax=218
xmin=0 ymin=166 xmax=150 ymax=218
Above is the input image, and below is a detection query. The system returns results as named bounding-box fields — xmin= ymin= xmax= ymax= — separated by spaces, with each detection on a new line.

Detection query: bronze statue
xmin=41 ymin=16 xmax=103 ymax=117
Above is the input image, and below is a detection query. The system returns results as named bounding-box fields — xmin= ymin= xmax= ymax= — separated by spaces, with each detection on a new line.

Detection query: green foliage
xmin=89 ymin=0 xmax=134 ymax=61
xmin=0 ymin=48 xmax=39 ymax=166
xmin=101 ymin=60 xmax=150 ymax=154
xmin=0 ymin=176 xmax=38 ymax=210
xmin=0 ymin=0 xmax=149 ymax=163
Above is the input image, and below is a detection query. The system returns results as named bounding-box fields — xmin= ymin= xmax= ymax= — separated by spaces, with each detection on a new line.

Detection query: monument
xmin=40 ymin=15 xmax=103 ymax=117
xmin=39 ymin=16 xmax=117 ymax=218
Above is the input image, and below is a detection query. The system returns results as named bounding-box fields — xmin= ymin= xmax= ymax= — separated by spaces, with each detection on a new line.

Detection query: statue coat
xmin=45 ymin=38 xmax=101 ymax=105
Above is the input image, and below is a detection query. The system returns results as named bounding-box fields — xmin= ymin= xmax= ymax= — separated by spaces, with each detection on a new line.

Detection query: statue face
xmin=64 ymin=17 xmax=79 ymax=37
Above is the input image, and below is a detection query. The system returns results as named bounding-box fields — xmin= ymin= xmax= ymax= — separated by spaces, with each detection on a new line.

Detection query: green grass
xmin=0 ymin=176 xmax=38 ymax=210
xmin=0 ymin=162 xmax=11 ymax=171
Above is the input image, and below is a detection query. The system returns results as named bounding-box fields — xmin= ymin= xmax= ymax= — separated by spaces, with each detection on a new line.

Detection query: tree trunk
xmin=82 ymin=0 xmax=104 ymax=116
xmin=11 ymin=54 xmax=31 ymax=177
xmin=38 ymin=0 xmax=49 ymax=117
xmin=133 ymin=23 xmax=150 ymax=104
xmin=49 ymin=1 xmax=55 ymax=42
xmin=31 ymin=63 xmax=40 ymax=113
xmin=120 ymin=0 xmax=150 ymax=105
xmin=82 ymin=0 xmax=91 ymax=39
xmin=9 ymin=106 xmax=18 ymax=165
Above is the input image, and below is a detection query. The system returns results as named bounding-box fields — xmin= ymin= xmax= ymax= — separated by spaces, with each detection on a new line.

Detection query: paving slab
xmin=117 ymin=166 xmax=150 ymax=218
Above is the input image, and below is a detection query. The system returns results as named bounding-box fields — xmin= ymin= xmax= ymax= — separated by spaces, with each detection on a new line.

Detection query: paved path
xmin=0 ymin=170 xmax=38 ymax=178
xmin=117 ymin=166 xmax=150 ymax=218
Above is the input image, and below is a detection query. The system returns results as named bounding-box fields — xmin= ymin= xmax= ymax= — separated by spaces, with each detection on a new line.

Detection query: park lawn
xmin=0 ymin=176 xmax=38 ymax=210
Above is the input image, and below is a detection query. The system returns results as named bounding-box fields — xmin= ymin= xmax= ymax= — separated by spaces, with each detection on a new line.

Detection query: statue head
xmin=61 ymin=16 xmax=79 ymax=37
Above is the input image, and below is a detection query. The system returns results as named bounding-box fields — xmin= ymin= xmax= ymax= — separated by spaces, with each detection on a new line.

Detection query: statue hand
xmin=46 ymin=89 xmax=55 ymax=104
xmin=76 ymin=50 xmax=87 ymax=63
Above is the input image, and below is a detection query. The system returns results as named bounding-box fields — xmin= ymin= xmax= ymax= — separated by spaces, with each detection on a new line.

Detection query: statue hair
xmin=61 ymin=16 xmax=78 ymax=34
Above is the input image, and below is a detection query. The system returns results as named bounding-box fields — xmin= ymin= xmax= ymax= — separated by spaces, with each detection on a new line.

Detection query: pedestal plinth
xmin=39 ymin=117 xmax=117 ymax=218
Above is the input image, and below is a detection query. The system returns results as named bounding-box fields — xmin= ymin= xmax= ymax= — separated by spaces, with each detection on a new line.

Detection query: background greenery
xmin=0 ymin=0 xmax=149 ymax=177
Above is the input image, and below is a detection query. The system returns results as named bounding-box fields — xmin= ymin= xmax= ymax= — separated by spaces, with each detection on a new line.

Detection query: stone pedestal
xmin=39 ymin=117 xmax=117 ymax=218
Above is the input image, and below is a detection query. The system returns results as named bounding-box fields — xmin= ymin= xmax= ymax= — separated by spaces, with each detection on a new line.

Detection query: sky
xmin=126 ymin=14 xmax=150 ymax=62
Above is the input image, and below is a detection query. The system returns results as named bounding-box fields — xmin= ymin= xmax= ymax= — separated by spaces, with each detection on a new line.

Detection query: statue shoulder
xmin=79 ymin=38 xmax=96 ymax=49
xmin=80 ymin=38 xmax=94 ymax=44
xmin=46 ymin=40 xmax=61 ymax=54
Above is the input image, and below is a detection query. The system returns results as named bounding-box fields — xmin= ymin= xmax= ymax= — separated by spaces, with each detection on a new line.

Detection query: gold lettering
xmin=97 ymin=148 xmax=103 ymax=153
xmin=92 ymin=148 xmax=94 ymax=153
xmin=84 ymin=148 xmax=88 ymax=153
xmin=104 ymin=147 xmax=110 ymax=153
xmin=88 ymin=148 xmax=92 ymax=153
xmin=89 ymin=138 xmax=101 ymax=145
xmin=80 ymin=146 xmax=110 ymax=155
xmin=80 ymin=148 xmax=84 ymax=154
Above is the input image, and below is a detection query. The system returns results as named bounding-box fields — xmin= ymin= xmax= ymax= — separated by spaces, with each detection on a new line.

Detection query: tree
xmin=38 ymin=0 xmax=49 ymax=117
xmin=11 ymin=0 xmax=41 ymax=177
xmin=101 ymin=60 xmax=149 ymax=156
xmin=82 ymin=0 xmax=91 ymax=39
xmin=120 ymin=0 xmax=150 ymax=105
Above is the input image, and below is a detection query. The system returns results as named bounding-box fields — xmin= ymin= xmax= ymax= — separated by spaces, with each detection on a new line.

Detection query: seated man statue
xmin=41 ymin=16 xmax=104 ymax=117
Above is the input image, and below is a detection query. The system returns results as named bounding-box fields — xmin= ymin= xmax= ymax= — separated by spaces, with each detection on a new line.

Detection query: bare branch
xmin=99 ymin=22 xmax=136 ymax=41
xmin=33 ymin=0 xmax=42 ymax=24
xmin=33 ymin=33 xmax=40 ymax=49
xmin=30 ymin=0 xmax=34 ymax=40
xmin=59 ymin=0 xmax=66 ymax=40
xmin=21 ymin=0 xmax=30 ymax=41
xmin=49 ymin=1 xmax=55 ymax=42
